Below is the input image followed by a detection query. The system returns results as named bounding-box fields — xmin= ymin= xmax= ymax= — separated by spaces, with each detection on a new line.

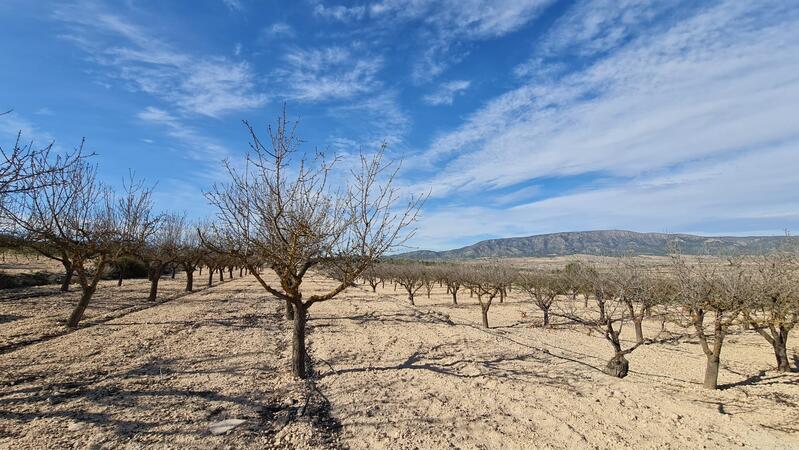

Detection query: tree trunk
xmin=117 ymin=270 xmax=123 ymax=287
xmin=219 ymin=268 xmax=224 ymax=281
xmin=60 ymin=262 xmax=73 ymax=292
xmin=542 ymin=309 xmax=549 ymax=327
xmin=199 ymin=266 xmax=203 ymax=275
xmin=185 ymin=269 xmax=194 ymax=292
xmin=451 ymin=291 xmax=458 ymax=305
xmin=171 ymin=265 xmax=176 ymax=279
xmin=148 ymin=264 xmax=162 ymax=302
xmin=239 ymin=267 xmax=243 ymax=277
xmin=633 ymin=318 xmax=644 ymax=344
xmin=291 ymin=302 xmax=308 ymax=379
xmin=66 ymin=288 xmax=94 ymax=329
xmin=208 ymin=268 xmax=214 ymax=286
xmin=704 ymin=354 xmax=721 ymax=389
xmin=481 ymin=307 xmax=489 ymax=328
xmin=772 ymin=331 xmax=791 ymax=372
xmin=229 ymin=267 xmax=233 ymax=278
xmin=408 ymin=292 xmax=415 ymax=306
xmin=605 ymin=353 xmax=629 ymax=378
xmin=285 ymin=299 xmax=295 ymax=321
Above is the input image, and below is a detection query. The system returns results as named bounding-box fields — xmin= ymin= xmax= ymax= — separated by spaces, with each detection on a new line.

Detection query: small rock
xmin=209 ymin=419 xmax=247 ymax=435
xmin=67 ymin=422 xmax=86 ymax=431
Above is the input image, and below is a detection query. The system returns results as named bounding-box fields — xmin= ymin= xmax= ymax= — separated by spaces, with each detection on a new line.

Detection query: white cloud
xmin=417 ymin=0 xmax=799 ymax=197
xmin=278 ymin=46 xmax=382 ymax=102
xmin=314 ymin=3 xmax=366 ymax=22
xmin=397 ymin=0 xmax=799 ymax=249
xmin=367 ymin=0 xmax=553 ymax=82
xmin=423 ymin=80 xmax=471 ymax=105
xmin=136 ymin=106 xmax=232 ymax=174
xmin=53 ymin=6 xmax=266 ymax=117
xmin=412 ymin=143 xmax=799 ymax=250
xmin=264 ymin=22 xmax=294 ymax=38
xmin=541 ymin=0 xmax=688 ymax=56
xmin=326 ymin=90 xmax=411 ymax=146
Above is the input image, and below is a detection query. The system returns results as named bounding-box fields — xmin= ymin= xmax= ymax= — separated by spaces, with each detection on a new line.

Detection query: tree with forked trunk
xmin=463 ymin=264 xmax=516 ymax=328
xmin=204 ymin=111 xmax=423 ymax=379
xmin=3 ymin=159 xmax=155 ymax=328
xmin=671 ymin=254 xmax=750 ymax=389
xmin=519 ymin=270 xmax=566 ymax=327
xmin=138 ymin=213 xmax=185 ymax=301
xmin=176 ymin=221 xmax=208 ymax=292
xmin=558 ymin=261 xmax=670 ymax=378
xmin=744 ymin=251 xmax=798 ymax=372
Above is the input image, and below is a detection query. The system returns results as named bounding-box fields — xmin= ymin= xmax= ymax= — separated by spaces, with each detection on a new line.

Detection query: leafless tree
xmin=204 ymin=111 xmax=423 ymax=379
xmin=3 ymin=159 xmax=154 ymax=327
xmin=558 ymin=261 xmax=669 ymax=378
xmin=518 ymin=270 xmax=565 ymax=327
xmin=671 ymin=254 xmax=750 ymax=389
xmin=441 ymin=264 xmax=465 ymax=305
xmin=463 ymin=264 xmax=516 ymax=328
xmin=139 ymin=213 xmax=185 ymax=301
xmin=745 ymin=252 xmax=798 ymax=372
xmin=177 ymin=221 xmax=208 ymax=292
xmin=386 ymin=263 xmax=428 ymax=305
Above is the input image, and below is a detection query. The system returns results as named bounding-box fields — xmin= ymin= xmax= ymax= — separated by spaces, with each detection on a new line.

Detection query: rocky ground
xmin=1 ymin=271 xmax=798 ymax=449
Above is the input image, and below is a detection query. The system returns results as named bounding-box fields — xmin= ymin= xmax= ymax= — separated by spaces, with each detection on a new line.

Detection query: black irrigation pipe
xmin=0 ymin=275 xmax=248 ymax=356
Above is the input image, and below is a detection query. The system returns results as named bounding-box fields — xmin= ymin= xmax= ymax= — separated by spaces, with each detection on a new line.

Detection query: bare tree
xmin=671 ymin=254 xmax=750 ymax=389
xmin=390 ymin=263 xmax=427 ymax=305
xmin=518 ymin=270 xmax=565 ymax=327
xmin=558 ymin=261 xmax=669 ymax=378
xmin=442 ymin=264 xmax=464 ymax=305
xmin=139 ymin=213 xmax=184 ymax=301
xmin=177 ymin=221 xmax=208 ymax=292
xmin=463 ymin=264 xmax=515 ymax=328
xmin=4 ymin=159 xmax=154 ymax=328
xmin=205 ymin=111 xmax=423 ymax=379
xmin=745 ymin=252 xmax=798 ymax=372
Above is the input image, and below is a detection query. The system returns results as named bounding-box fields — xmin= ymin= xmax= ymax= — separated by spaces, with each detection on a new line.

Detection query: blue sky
xmin=1 ymin=0 xmax=798 ymax=251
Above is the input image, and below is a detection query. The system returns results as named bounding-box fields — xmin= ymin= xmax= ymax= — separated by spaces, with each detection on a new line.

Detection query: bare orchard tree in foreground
xmin=205 ymin=113 xmax=423 ymax=379
xmin=671 ymin=254 xmax=750 ymax=389
xmin=389 ymin=263 xmax=428 ymax=306
xmin=558 ymin=262 xmax=666 ymax=378
xmin=442 ymin=264 xmax=464 ymax=305
xmin=745 ymin=252 xmax=798 ymax=372
xmin=176 ymin=221 xmax=208 ymax=292
xmin=463 ymin=264 xmax=516 ymax=328
xmin=518 ymin=270 xmax=565 ymax=327
xmin=139 ymin=213 xmax=185 ymax=301
xmin=4 ymin=158 xmax=154 ymax=328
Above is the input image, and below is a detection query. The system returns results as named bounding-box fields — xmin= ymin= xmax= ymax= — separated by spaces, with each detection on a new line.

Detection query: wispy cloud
xmin=136 ymin=106 xmax=232 ymax=176
xmin=423 ymin=80 xmax=471 ymax=105
xmin=53 ymin=4 xmax=266 ymax=117
xmin=399 ymin=0 xmax=799 ymax=248
xmin=314 ymin=3 xmax=366 ymax=22
xmin=277 ymin=46 xmax=383 ymax=102
xmin=419 ymin=0 xmax=799 ymax=196
xmin=369 ymin=0 xmax=553 ymax=81
xmin=262 ymin=22 xmax=295 ymax=39
xmin=326 ymin=90 xmax=411 ymax=146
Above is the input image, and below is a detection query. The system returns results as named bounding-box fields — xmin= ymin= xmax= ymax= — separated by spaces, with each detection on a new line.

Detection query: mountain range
xmin=396 ymin=230 xmax=795 ymax=260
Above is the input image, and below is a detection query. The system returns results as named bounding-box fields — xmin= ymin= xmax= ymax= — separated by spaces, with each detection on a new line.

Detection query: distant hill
xmin=395 ymin=230 xmax=795 ymax=261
